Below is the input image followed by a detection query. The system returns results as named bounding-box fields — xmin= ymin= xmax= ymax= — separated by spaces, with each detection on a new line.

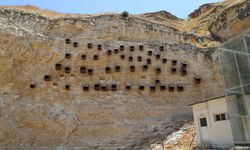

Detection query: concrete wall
xmin=192 ymin=97 xmax=234 ymax=148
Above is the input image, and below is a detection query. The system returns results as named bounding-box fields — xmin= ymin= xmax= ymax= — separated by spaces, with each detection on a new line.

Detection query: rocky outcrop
xmin=0 ymin=0 xmax=248 ymax=149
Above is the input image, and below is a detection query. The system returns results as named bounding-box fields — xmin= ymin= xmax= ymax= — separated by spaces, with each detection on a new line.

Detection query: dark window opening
xmin=65 ymin=67 xmax=71 ymax=73
xmin=214 ymin=113 xmax=227 ymax=121
xmin=194 ymin=77 xmax=201 ymax=84
xmin=172 ymin=60 xmax=177 ymax=65
xmin=107 ymin=50 xmax=112 ymax=55
xmin=181 ymin=69 xmax=187 ymax=76
xmin=65 ymin=53 xmax=71 ymax=59
xmin=171 ymin=67 xmax=177 ymax=74
xmin=150 ymin=85 xmax=156 ymax=92
xmin=97 ymin=44 xmax=102 ymax=50
xmin=148 ymin=51 xmax=153 ymax=56
xmin=139 ymin=85 xmax=145 ymax=90
xmin=80 ymin=66 xmax=86 ymax=73
xmin=87 ymin=43 xmax=92 ymax=49
xmin=93 ymin=55 xmax=99 ymax=60
xmin=121 ymin=55 xmax=125 ymax=60
xmin=129 ymin=56 xmax=133 ymax=62
xmin=168 ymin=85 xmax=175 ymax=92
xmin=65 ymin=84 xmax=70 ymax=90
xmin=111 ymin=84 xmax=117 ymax=91
xmin=44 ymin=75 xmax=51 ymax=81
xmin=130 ymin=46 xmax=135 ymax=52
xmin=147 ymin=59 xmax=151 ymax=64
xmin=101 ymin=84 xmax=108 ymax=91
xmin=130 ymin=66 xmax=135 ymax=72
xmin=137 ymin=56 xmax=142 ymax=62
xmin=181 ymin=63 xmax=188 ymax=68
xmin=88 ymin=69 xmax=94 ymax=75
xmin=120 ymin=46 xmax=125 ymax=51
xmin=125 ymin=84 xmax=132 ymax=90
xmin=142 ymin=65 xmax=148 ymax=71
xmin=155 ymin=79 xmax=160 ymax=84
xmin=81 ymin=54 xmax=86 ymax=60
xmin=221 ymin=114 xmax=226 ymax=120
xmin=94 ymin=84 xmax=100 ymax=91
xmin=162 ymin=58 xmax=167 ymax=64
xmin=30 ymin=84 xmax=36 ymax=89
xmin=105 ymin=67 xmax=112 ymax=73
xmin=65 ymin=39 xmax=71 ymax=44
xmin=55 ymin=64 xmax=62 ymax=70
xmin=156 ymin=54 xmax=160 ymax=59
xmin=155 ymin=68 xmax=161 ymax=74
xmin=160 ymin=84 xmax=166 ymax=91
xmin=83 ymin=85 xmax=89 ymax=91
xmin=200 ymin=118 xmax=207 ymax=127
xmin=114 ymin=49 xmax=119 ymax=54
xmin=159 ymin=46 xmax=164 ymax=51
xmin=139 ymin=45 xmax=144 ymax=51
xmin=73 ymin=42 xmax=78 ymax=48
xmin=115 ymin=66 xmax=121 ymax=72
xmin=177 ymin=85 xmax=184 ymax=92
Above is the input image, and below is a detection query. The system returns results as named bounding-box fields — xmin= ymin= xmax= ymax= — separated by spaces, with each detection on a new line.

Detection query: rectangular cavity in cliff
xmin=142 ymin=65 xmax=148 ymax=71
xmin=150 ymin=85 xmax=156 ymax=92
xmin=139 ymin=45 xmax=144 ymax=51
xmin=94 ymin=84 xmax=100 ymax=91
xmin=80 ymin=66 xmax=86 ymax=73
xmin=120 ymin=46 xmax=125 ymax=51
xmin=65 ymin=39 xmax=71 ymax=44
xmin=148 ymin=51 xmax=153 ymax=56
xmin=168 ymin=85 xmax=175 ymax=92
xmin=73 ymin=42 xmax=78 ymax=48
xmin=130 ymin=46 xmax=135 ymax=52
xmin=155 ymin=67 xmax=161 ymax=74
xmin=159 ymin=46 xmax=164 ymax=51
xmin=111 ymin=84 xmax=117 ymax=91
xmin=155 ymin=79 xmax=160 ymax=84
xmin=137 ymin=56 xmax=142 ymax=62
xmin=147 ymin=59 xmax=151 ymax=64
xmin=170 ymin=67 xmax=177 ymax=74
xmin=83 ymin=84 xmax=89 ymax=91
xmin=87 ymin=68 xmax=94 ymax=75
xmin=162 ymin=58 xmax=167 ymax=64
xmin=181 ymin=62 xmax=188 ymax=68
xmin=65 ymin=53 xmax=71 ymax=59
xmin=44 ymin=75 xmax=51 ymax=81
xmin=65 ymin=67 xmax=71 ymax=73
xmin=172 ymin=59 xmax=177 ymax=65
xmin=88 ymin=43 xmax=92 ymax=49
xmin=55 ymin=64 xmax=62 ymax=70
xmin=101 ymin=84 xmax=108 ymax=91
xmin=114 ymin=49 xmax=119 ymax=54
xmin=130 ymin=66 xmax=135 ymax=72
xmin=65 ymin=84 xmax=70 ymax=90
xmin=177 ymin=85 xmax=184 ymax=92
xmin=194 ymin=77 xmax=201 ymax=84
xmin=156 ymin=54 xmax=161 ymax=60
xmin=93 ymin=55 xmax=99 ymax=60
xmin=120 ymin=55 xmax=125 ymax=60
xmin=129 ymin=56 xmax=133 ymax=62
xmin=181 ymin=69 xmax=187 ymax=76
xmin=81 ymin=54 xmax=87 ymax=60
xmin=115 ymin=66 xmax=121 ymax=72
xmin=125 ymin=83 xmax=132 ymax=90
xmin=105 ymin=67 xmax=112 ymax=73
xmin=107 ymin=50 xmax=112 ymax=55
xmin=160 ymin=84 xmax=166 ymax=91
xmin=30 ymin=84 xmax=36 ymax=88
xmin=139 ymin=84 xmax=145 ymax=91
xmin=97 ymin=44 xmax=102 ymax=50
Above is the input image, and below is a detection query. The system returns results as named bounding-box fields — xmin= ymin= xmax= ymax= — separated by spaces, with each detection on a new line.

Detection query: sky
xmin=0 ymin=0 xmax=222 ymax=18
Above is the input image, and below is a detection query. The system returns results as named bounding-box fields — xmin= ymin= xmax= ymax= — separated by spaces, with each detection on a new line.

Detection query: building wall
xmin=192 ymin=97 xmax=234 ymax=148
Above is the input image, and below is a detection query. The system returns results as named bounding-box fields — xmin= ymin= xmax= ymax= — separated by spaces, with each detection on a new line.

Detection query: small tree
xmin=121 ymin=11 xmax=129 ymax=18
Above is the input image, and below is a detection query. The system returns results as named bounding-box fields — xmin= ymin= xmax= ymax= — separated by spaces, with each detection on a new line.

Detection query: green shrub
xmin=121 ymin=11 xmax=129 ymax=17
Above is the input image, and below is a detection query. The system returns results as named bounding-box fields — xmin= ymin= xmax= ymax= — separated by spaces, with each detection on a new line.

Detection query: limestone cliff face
xmin=0 ymin=0 xmax=249 ymax=149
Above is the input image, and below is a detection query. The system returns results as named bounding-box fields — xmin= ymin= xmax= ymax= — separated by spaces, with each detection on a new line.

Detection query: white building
xmin=189 ymin=96 xmax=234 ymax=149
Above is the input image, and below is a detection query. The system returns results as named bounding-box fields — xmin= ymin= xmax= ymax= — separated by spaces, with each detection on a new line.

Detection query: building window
xmin=214 ymin=113 xmax=227 ymax=122
xmin=200 ymin=117 xmax=207 ymax=127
